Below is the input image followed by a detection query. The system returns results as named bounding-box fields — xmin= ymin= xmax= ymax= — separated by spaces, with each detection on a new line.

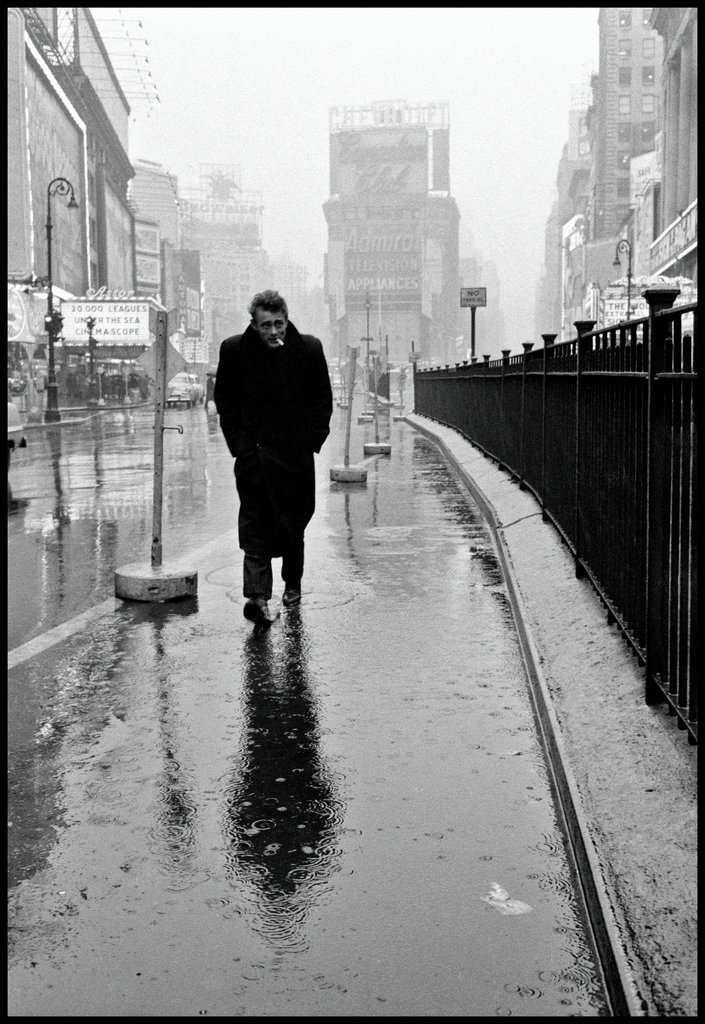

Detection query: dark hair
xmin=248 ymin=290 xmax=288 ymax=320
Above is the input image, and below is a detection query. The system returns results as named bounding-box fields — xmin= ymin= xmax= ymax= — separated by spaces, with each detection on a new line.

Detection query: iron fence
xmin=414 ymin=289 xmax=698 ymax=743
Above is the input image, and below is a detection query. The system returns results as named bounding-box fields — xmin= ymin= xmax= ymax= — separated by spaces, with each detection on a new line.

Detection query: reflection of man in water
xmin=222 ymin=612 xmax=343 ymax=949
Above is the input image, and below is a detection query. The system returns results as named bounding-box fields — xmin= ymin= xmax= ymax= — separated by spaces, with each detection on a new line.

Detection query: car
xmin=8 ymin=398 xmax=27 ymax=472
xmin=166 ymin=372 xmax=200 ymax=407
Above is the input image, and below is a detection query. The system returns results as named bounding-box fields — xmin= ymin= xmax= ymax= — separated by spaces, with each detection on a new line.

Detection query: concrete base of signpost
xmin=115 ymin=562 xmax=198 ymax=602
xmin=357 ymin=413 xmax=374 ymax=423
xmin=329 ymin=464 xmax=367 ymax=483
xmin=363 ymin=441 xmax=391 ymax=455
xmin=392 ymin=413 xmax=405 ymax=421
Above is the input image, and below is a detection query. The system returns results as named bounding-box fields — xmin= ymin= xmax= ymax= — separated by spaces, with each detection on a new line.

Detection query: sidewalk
xmin=7 ymin=409 xmax=697 ymax=1016
xmin=406 ymin=413 xmax=697 ymax=1018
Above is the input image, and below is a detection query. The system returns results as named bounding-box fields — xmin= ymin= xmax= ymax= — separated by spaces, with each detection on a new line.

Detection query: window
xmin=642 ymin=65 xmax=655 ymax=85
xmin=640 ymin=121 xmax=655 ymax=146
xmin=617 ymin=180 xmax=631 ymax=197
xmin=618 ymin=10 xmax=632 ymax=29
xmin=642 ymin=94 xmax=656 ymax=115
xmin=618 ymin=94 xmax=631 ymax=115
xmin=618 ymin=152 xmax=631 ymax=170
xmin=643 ymin=37 xmax=655 ymax=58
xmin=618 ymin=123 xmax=631 ymax=143
xmin=618 ymin=39 xmax=632 ymax=58
xmin=619 ymin=66 xmax=632 ymax=86
xmin=642 ymin=10 xmax=652 ymax=25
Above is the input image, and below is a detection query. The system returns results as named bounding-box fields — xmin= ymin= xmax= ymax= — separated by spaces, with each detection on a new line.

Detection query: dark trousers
xmin=243 ymin=536 xmax=304 ymax=599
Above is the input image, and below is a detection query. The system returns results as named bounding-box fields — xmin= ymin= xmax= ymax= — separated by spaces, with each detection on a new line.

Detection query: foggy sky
xmin=96 ymin=7 xmax=599 ymax=350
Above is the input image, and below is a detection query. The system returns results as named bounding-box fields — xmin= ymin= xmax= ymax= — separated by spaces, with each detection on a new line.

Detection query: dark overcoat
xmin=214 ymin=321 xmax=333 ymax=557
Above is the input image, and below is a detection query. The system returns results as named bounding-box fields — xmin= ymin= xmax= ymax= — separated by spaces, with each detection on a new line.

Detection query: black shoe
xmin=243 ymin=596 xmax=270 ymax=622
xmin=282 ymin=587 xmax=301 ymax=607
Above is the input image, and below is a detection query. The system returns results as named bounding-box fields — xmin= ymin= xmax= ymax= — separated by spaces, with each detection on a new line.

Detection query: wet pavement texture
xmin=8 ymin=401 xmax=608 ymax=1015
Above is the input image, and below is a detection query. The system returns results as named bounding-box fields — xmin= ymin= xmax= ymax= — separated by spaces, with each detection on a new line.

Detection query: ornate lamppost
xmin=613 ymin=238 xmax=633 ymax=322
xmin=44 ymin=177 xmax=78 ymax=423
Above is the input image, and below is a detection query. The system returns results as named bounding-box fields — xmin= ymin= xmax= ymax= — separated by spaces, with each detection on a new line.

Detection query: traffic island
xmin=329 ymin=464 xmax=367 ymax=483
xmin=363 ymin=441 xmax=391 ymax=456
xmin=115 ymin=561 xmax=198 ymax=602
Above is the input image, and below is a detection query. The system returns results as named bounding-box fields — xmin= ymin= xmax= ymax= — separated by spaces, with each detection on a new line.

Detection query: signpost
xmin=330 ymin=345 xmax=367 ymax=482
xmin=114 ymin=308 xmax=198 ymax=602
xmin=460 ymin=287 xmax=486 ymax=360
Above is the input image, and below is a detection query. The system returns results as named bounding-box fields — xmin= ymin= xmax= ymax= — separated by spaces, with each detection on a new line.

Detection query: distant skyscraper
xmin=180 ymin=165 xmax=267 ymax=365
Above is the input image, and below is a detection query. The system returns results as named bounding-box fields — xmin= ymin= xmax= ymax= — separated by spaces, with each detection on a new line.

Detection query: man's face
xmin=252 ymin=308 xmax=288 ymax=348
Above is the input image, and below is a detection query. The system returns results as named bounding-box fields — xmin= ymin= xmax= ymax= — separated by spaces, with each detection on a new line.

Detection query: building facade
xmin=537 ymin=8 xmax=698 ymax=339
xmin=589 ymin=8 xmax=664 ymax=240
xmin=180 ymin=165 xmax=268 ymax=366
xmin=8 ymin=6 xmax=140 ymax=402
xmin=323 ymin=100 xmax=459 ymax=366
xmin=649 ymin=8 xmax=697 ymax=282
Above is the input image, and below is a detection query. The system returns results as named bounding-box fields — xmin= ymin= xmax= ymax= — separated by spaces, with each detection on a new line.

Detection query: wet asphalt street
xmin=8 ymin=397 xmax=609 ymax=1015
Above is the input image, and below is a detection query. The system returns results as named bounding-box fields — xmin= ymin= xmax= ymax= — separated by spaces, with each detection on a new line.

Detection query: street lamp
xmin=361 ymin=291 xmax=373 ymax=415
xmin=44 ymin=177 xmax=79 ymax=423
xmin=613 ymin=238 xmax=633 ymax=322
xmin=86 ymin=316 xmax=98 ymax=407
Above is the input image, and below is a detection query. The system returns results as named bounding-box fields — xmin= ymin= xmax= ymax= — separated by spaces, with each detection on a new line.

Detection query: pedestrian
xmin=214 ymin=290 xmax=333 ymax=624
xmin=205 ymin=373 xmax=215 ymax=412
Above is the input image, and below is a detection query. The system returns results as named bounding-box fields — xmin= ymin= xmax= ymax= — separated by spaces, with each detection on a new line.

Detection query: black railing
xmin=414 ymin=289 xmax=698 ymax=743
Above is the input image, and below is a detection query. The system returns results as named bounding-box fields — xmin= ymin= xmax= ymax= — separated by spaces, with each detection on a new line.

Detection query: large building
xmin=588 ymin=8 xmax=664 ymax=240
xmin=535 ymin=7 xmax=698 ymax=339
xmin=649 ymin=8 xmax=697 ymax=282
xmin=180 ymin=165 xmax=268 ymax=365
xmin=7 ymin=6 xmax=140 ymax=404
xmin=323 ymin=100 xmax=459 ymax=366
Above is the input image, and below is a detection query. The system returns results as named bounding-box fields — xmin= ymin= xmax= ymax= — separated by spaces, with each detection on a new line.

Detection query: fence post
xmin=541 ymin=334 xmax=557 ymax=521
xmin=643 ymin=287 xmax=680 ymax=704
xmin=499 ymin=349 xmax=511 ymax=469
xmin=520 ymin=342 xmax=534 ymax=488
xmin=573 ymin=321 xmax=596 ymax=579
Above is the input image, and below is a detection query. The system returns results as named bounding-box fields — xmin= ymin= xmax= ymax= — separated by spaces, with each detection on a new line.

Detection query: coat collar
xmin=242 ymin=319 xmax=302 ymax=351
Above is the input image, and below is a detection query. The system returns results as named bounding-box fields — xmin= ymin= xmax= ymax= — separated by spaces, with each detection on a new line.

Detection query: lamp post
xmin=613 ymin=238 xmax=633 ymax=322
xmin=364 ymin=291 xmax=372 ymax=411
xmin=44 ymin=177 xmax=78 ymax=423
xmin=86 ymin=316 xmax=98 ymax=407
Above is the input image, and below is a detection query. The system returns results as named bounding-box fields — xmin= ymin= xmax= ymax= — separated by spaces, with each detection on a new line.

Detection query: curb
xmin=404 ymin=413 xmax=697 ymax=1017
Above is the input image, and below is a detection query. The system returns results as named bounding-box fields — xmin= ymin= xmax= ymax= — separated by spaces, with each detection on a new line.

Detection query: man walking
xmin=214 ymin=290 xmax=333 ymax=624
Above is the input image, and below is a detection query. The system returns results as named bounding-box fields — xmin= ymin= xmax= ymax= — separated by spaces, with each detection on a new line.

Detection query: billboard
xmin=162 ymin=245 xmax=202 ymax=338
xmin=104 ymin=180 xmax=134 ymax=292
xmin=332 ymin=126 xmax=428 ymax=197
xmin=344 ymin=220 xmax=422 ymax=303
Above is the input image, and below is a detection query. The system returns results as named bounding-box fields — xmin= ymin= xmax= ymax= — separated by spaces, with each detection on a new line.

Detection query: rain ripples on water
xmin=219 ymin=614 xmax=345 ymax=951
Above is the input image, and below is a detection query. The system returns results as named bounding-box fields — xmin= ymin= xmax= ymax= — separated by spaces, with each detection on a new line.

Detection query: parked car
xmin=166 ymin=372 xmax=200 ymax=407
xmin=8 ymin=397 xmax=26 ymax=472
